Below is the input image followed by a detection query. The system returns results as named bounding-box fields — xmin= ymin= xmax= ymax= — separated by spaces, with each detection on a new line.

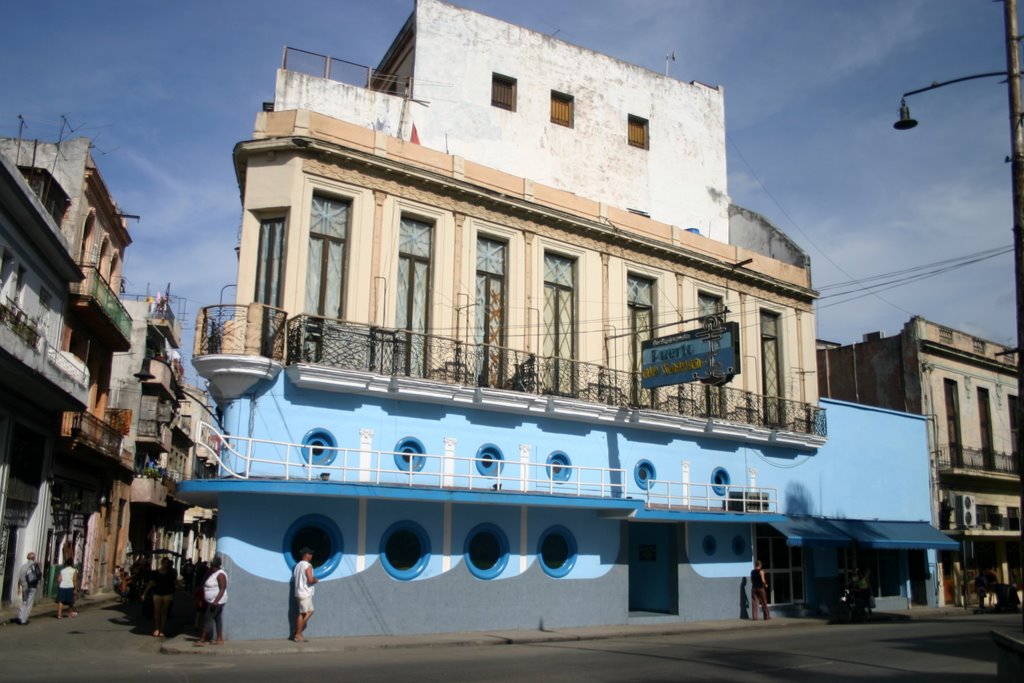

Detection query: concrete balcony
xmin=69 ymin=264 xmax=132 ymax=351
xmin=130 ymin=475 xmax=168 ymax=507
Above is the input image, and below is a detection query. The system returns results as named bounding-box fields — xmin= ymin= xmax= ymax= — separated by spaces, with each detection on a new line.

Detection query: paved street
xmin=0 ymin=594 xmax=1020 ymax=682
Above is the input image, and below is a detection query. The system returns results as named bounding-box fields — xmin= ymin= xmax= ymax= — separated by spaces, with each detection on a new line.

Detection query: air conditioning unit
xmin=955 ymin=494 xmax=977 ymax=529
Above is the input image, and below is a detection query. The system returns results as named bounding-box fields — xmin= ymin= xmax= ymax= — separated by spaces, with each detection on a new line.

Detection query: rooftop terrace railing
xmin=281 ymin=46 xmax=413 ymax=96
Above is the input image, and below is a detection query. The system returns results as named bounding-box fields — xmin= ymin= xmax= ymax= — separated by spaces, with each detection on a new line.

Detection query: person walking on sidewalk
xmin=291 ymin=548 xmax=318 ymax=641
xmin=143 ymin=558 xmax=177 ymax=637
xmin=56 ymin=560 xmax=78 ymax=619
xmin=16 ymin=552 xmax=42 ymax=624
xmin=750 ymin=559 xmax=771 ymax=621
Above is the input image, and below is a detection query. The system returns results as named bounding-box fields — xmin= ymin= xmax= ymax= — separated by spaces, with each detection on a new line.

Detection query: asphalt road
xmin=1 ymin=596 xmax=1019 ymax=682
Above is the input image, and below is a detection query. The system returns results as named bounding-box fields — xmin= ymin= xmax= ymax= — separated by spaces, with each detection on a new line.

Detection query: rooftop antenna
xmin=665 ymin=51 xmax=676 ymax=76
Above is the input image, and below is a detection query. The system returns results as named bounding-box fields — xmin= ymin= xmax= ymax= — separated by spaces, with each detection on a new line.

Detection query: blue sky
xmin=1 ymin=0 xmax=1016 ymax=382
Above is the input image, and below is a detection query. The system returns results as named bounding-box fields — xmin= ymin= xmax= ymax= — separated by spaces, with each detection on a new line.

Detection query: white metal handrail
xmin=194 ymin=424 xmax=626 ymax=500
xmin=643 ymin=480 xmax=778 ymax=513
xmin=193 ymin=424 xmax=775 ymax=512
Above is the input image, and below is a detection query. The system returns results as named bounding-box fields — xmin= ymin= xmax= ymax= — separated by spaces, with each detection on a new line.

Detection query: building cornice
xmin=233 ymin=133 xmax=817 ymax=304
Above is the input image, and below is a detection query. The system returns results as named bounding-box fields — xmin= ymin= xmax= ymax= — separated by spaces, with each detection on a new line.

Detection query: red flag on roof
xmin=410 ymin=123 xmax=420 ymax=145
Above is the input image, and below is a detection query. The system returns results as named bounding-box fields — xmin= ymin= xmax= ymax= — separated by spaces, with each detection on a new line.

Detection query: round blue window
xmin=475 ymin=444 xmax=504 ymax=477
xmin=282 ymin=514 xmax=343 ymax=579
xmin=301 ymin=428 xmax=337 ymax=466
xmin=702 ymin=534 xmax=717 ymax=556
xmin=393 ymin=436 xmax=426 ymax=472
xmin=711 ymin=467 xmax=731 ymax=496
xmin=634 ymin=460 xmax=656 ymax=489
xmin=464 ymin=523 xmax=510 ymax=580
xmin=538 ymin=525 xmax=577 ymax=578
xmin=732 ymin=535 xmax=746 ymax=556
xmin=546 ymin=451 xmax=572 ymax=482
xmin=380 ymin=521 xmax=431 ymax=581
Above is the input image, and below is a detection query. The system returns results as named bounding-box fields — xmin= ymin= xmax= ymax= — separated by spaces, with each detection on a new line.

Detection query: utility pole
xmin=1001 ymin=0 xmax=1024 ymax=634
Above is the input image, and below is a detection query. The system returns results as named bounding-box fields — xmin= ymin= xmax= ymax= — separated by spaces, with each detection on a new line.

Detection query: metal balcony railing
xmin=936 ymin=445 xmax=1020 ymax=476
xmin=70 ymin=265 xmax=132 ymax=342
xmin=0 ymin=298 xmax=41 ymax=348
xmin=195 ymin=304 xmax=287 ymax=359
xmin=193 ymin=422 xmax=778 ymax=512
xmin=60 ymin=411 xmax=124 ymax=463
xmin=194 ymin=306 xmax=826 ymax=437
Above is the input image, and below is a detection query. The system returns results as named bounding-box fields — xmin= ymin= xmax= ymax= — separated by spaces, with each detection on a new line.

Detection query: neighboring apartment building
xmin=110 ymin=297 xmax=194 ymax=561
xmin=818 ymin=316 xmax=1023 ymax=606
xmin=181 ymin=0 xmax=951 ymax=639
xmin=0 ymin=136 xmax=134 ymax=596
xmin=0 ymin=153 xmax=86 ymax=605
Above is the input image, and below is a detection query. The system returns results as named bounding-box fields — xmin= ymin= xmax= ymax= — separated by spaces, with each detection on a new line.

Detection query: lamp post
xmin=894 ymin=0 xmax=1024 ymax=632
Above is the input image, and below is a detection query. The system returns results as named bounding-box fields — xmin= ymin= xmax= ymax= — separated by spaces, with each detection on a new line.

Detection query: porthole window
xmin=546 ymin=451 xmax=572 ymax=482
xmin=282 ymin=514 xmax=343 ymax=578
xmin=538 ymin=525 xmax=577 ymax=578
xmin=464 ymin=523 xmax=509 ymax=580
xmin=711 ymin=467 xmax=731 ymax=496
xmin=301 ymin=428 xmax=337 ymax=466
xmin=380 ymin=521 xmax=430 ymax=580
xmin=702 ymin=534 xmax=717 ymax=556
xmin=732 ymin=535 xmax=746 ymax=556
xmin=634 ymin=460 xmax=656 ymax=489
xmin=393 ymin=436 xmax=426 ymax=472
xmin=475 ymin=443 xmax=504 ymax=477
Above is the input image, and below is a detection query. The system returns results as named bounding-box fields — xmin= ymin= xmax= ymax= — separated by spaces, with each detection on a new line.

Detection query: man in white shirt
xmin=292 ymin=547 xmax=318 ymax=642
xmin=17 ymin=552 xmax=42 ymax=624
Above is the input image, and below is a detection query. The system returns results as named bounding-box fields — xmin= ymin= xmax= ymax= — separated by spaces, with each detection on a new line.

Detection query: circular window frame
xmin=475 ymin=443 xmax=504 ymax=477
xmin=634 ymin=460 xmax=656 ymax=490
xmin=379 ymin=520 xmax=431 ymax=581
xmin=463 ymin=523 xmax=510 ymax=580
xmin=546 ymin=451 xmax=572 ymax=482
xmin=732 ymin=535 xmax=746 ymax=557
xmin=537 ymin=525 xmax=577 ymax=578
xmin=711 ymin=467 xmax=731 ymax=496
xmin=301 ymin=428 xmax=338 ymax=466
xmin=393 ymin=436 xmax=426 ymax=472
xmin=702 ymin=534 xmax=718 ymax=556
xmin=282 ymin=514 xmax=343 ymax=579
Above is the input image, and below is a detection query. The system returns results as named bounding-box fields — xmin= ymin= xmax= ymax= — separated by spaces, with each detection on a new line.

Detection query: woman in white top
xmin=195 ymin=556 xmax=227 ymax=646
xmin=56 ymin=561 xmax=78 ymax=619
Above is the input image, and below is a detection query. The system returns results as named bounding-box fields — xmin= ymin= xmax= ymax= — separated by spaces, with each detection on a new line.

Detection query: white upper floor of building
xmin=273 ymin=0 xmax=731 ymax=242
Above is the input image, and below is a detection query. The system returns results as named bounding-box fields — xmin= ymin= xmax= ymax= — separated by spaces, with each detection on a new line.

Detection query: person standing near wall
xmin=16 ymin=552 xmax=42 ymax=624
xmin=195 ymin=556 xmax=227 ymax=646
xmin=292 ymin=548 xmax=318 ymax=642
xmin=750 ymin=559 xmax=771 ymax=621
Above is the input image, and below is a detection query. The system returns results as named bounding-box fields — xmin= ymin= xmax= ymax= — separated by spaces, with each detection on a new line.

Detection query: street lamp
xmin=893 ymin=0 xmax=1024 ymax=633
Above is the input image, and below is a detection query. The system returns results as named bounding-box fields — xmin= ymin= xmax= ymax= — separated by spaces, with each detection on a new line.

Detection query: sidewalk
xmin=158 ymin=606 xmax=976 ymax=657
xmin=2 ymin=589 xmax=123 ymax=624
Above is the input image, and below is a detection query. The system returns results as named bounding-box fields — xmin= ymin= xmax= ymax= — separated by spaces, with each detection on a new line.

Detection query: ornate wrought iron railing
xmin=283 ymin=314 xmax=826 ymax=437
xmin=195 ymin=303 xmax=287 ymax=360
xmin=936 ymin=445 xmax=1020 ymax=476
xmin=195 ymin=306 xmax=825 ymax=436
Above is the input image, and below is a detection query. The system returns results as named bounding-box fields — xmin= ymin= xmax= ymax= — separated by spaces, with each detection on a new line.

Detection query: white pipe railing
xmin=194 ymin=424 xmax=775 ymax=511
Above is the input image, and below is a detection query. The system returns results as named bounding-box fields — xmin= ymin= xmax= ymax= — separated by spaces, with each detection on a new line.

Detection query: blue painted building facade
xmin=180 ymin=1 xmax=954 ymax=640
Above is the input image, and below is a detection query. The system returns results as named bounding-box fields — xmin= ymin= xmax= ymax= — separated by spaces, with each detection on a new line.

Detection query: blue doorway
xmin=628 ymin=523 xmax=677 ymax=613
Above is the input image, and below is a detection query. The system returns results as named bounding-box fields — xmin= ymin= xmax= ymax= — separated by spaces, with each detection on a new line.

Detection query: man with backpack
xmin=17 ymin=552 xmax=42 ymax=625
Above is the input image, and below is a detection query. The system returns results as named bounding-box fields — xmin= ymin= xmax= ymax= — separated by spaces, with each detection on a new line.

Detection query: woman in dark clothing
xmin=143 ymin=558 xmax=177 ymax=637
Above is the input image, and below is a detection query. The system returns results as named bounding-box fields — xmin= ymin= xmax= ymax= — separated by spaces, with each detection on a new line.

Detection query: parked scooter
xmin=836 ymin=585 xmax=871 ymax=624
